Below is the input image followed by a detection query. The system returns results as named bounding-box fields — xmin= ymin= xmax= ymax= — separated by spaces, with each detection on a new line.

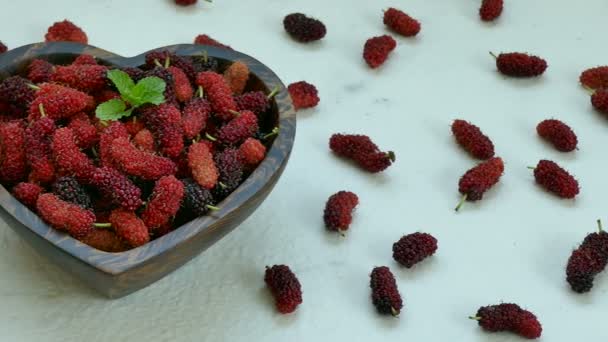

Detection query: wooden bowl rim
xmin=0 ymin=42 xmax=296 ymax=275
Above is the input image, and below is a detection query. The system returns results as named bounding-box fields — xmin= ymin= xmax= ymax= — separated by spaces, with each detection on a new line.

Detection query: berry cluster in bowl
xmin=0 ymin=49 xmax=279 ymax=252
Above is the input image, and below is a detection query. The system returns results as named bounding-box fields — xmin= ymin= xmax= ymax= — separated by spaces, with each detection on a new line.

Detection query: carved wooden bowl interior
xmin=0 ymin=42 xmax=296 ymax=298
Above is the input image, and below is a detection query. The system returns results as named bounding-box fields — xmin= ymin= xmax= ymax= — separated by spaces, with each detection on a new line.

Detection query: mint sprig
xmin=95 ymin=69 xmax=166 ymax=121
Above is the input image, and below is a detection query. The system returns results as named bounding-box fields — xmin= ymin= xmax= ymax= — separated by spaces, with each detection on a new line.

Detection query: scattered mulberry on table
xmin=51 ymin=64 xmax=108 ymax=92
xmin=0 ymin=76 xmax=36 ymax=106
xmin=181 ymin=178 xmax=216 ymax=216
xmin=44 ymin=20 xmax=88 ymax=44
xmin=283 ymin=13 xmax=326 ymax=43
xmin=264 ymin=265 xmax=303 ymax=314
xmin=288 ymin=81 xmax=319 ymax=110
xmin=235 ymin=91 xmax=271 ymax=115
xmin=194 ymin=34 xmax=232 ymax=50
xmin=24 ymin=116 xmax=56 ymax=184
xmin=141 ymin=175 xmax=184 ymax=230
xmin=188 ymin=142 xmax=218 ymax=189
xmin=579 ymin=66 xmax=608 ymax=90
xmin=28 ymin=83 xmax=94 ymax=121
xmin=218 ymin=110 xmax=258 ymax=145
xmin=27 ymin=59 xmax=55 ymax=83
xmin=363 ymin=35 xmax=397 ymax=69
xmin=133 ymin=128 xmax=156 ymax=153
xmin=370 ymin=266 xmax=403 ymax=316
xmin=0 ymin=121 xmax=27 ymax=184
xmin=536 ymin=119 xmax=577 ymax=152
xmin=110 ymin=137 xmax=176 ymax=180
xmin=323 ymin=191 xmax=359 ymax=234
xmin=493 ymin=52 xmax=547 ymax=77
xmin=12 ymin=182 xmax=43 ymax=209
xmin=52 ymin=176 xmax=92 ymax=210
xmin=392 ymin=232 xmax=438 ymax=268
xmin=531 ymin=160 xmax=579 ymax=199
xmin=329 ymin=133 xmax=395 ymax=173
xmin=68 ymin=113 xmax=99 ymax=149
xmin=239 ymin=138 xmax=266 ymax=166
xmin=182 ymin=97 xmax=211 ymax=139
xmin=168 ymin=66 xmax=193 ymax=103
xmin=109 ymin=209 xmax=149 ymax=248
xmin=51 ymin=128 xmax=95 ymax=183
xmin=566 ymin=247 xmax=605 ymax=293
xmin=196 ymin=71 xmax=238 ymax=121
xmin=582 ymin=221 xmax=608 ymax=260
xmin=36 ymin=193 xmax=95 ymax=238
xmin=80 ymin=229 xmax=128 ymax=253
xmin=456 ymin=157 xmax=504 ymax=211
xmin=92 ymin=167 xmax=143 ymax=211
xmin=479 ymin=0 xmax=503 ymax=22
xmin=591 ymin=89 xmax=608 ymax=114
xmin=383 ymin=8 xmax=421 ymax=37
xmin=451 ymin=119 xmax=495 ymax=159
xmin=471 ymin=303 xmax=542 ymax=339
xmin=223 ymin=61 xmax=249 ymax=94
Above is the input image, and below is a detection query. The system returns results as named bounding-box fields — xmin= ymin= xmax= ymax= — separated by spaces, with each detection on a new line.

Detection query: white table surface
xmin=1 ymin=0 xmax=608 ymax=341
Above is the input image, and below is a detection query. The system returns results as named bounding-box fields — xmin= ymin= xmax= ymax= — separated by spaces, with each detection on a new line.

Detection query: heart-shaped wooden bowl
xmin=0 ymin=42 xmax=296 ymax=298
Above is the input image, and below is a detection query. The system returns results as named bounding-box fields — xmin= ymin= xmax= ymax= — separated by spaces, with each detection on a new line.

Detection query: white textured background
xmin=1 ymin=0 xmax=608 ymax=341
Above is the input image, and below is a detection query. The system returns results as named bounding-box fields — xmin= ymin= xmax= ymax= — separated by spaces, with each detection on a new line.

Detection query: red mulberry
xmin=456 ymin=157 xmax=504 ymax=211
xmin=51 ymin=128 xmax=95 ymax=183
xmin=0 ymin=121 xmax=27 ymax=183
xmin=492 ymin=52 xmax=547 ymax=77
xmin=45 ymin=20 xmax=88 ymax=44
xmin=168 ymin=66 xmax=193 ymax=103
xmin=370 ymin=266 xmax=403 ymax=316
xmin=29 ymin=83 xmax=94 ymax=121
xmin=193 ymin=34 xmax=232 ymax=50
xmin=24 ymin=117 xmax=56 ymax=184
xmin=188 ymin=141 xmax=218 ymax=189
xmin=175 ymin=0 xmax=197 ymax=6
xmin=93 ymin=167 xmax=143 ymax=211
xmin=51 ymin=64 xmax=108 ymax=93
xmin=141 ymin=175 xmax=184 ymax=230
xmin=110 ymin=137 xmax=176 ymax=180
xmin=471 ymin=303 xmax=542 ymax=339
xmin=36 ymin=193 xmax=95 ymax=238
xmin=133 ymin=128 xmax=156 ymax=153
xmin=109 ymin=209 xmax=149 ymax=248
xmin=68 ymin=113 xmax=98 ymax=149
xmin=536 ymin=119 xmax=577 ymax=152
xmin=218 ymin=110 xmax=258 ymax=145
xmin=479 ymin=0 xmax=503 ymax=22
xmin=566 ymin=220 xmax=608 ymax=293
xmin=451 ymin=119 xmax=495 ymax=159
xmin=283 ymin=13 xmax=326 ymax=43
xmin=99 ymin=121 xmax=129 ymax=168
xmin=182 ymin=97 xmax=211 ymax=139
xmin=235 ymin=91 xmax=272 ymax=115
xmin=329 ymin=133 xmax=395 ymax=173
xmin=392 ymin=232 xmax=438 ymax=268
xmin=531 ymin=160 xmax=579 ymax=199
xmin=141 ymin=104 xmax=184 ymax=158
xmin=383 ymin=8 xmax=421 ymax=37
xmin=72 ymin=54 xmax=97 ymax=65
xmin=591 ymin=89 xmax=608 ymax=114
xmin=196 ymin=71 xmax=238 ymax=121
xmin=363 ymin=35 xmax=397 ymax=69
xmin=223 ymin=61 xmax=249 ymax=94
xmin=239 ymin=138 xmax=266 ymax=166
xmin=12 ymin=182 xmax=43 ymax=209
xmin=80 ymin=229 xmax=128 ymax=253
xmin=288 ymin=81 xmax=319 ymax=110
xmin=264 ymin=265 xmax=303 ymax=314
xmin=27 ymin=59 xmax=55 ymax=83
xmin=580 ymin=66 xmax=608 ymax=90
xmin=323 ymin=191 xmax=359 ymax=234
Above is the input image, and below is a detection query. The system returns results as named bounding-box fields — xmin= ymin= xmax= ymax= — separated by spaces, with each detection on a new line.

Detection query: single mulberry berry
xmin=0 ymin=41 xmax=6 ymax=53
xmin=214 ymin=148 xmax=243 ymax=194
xmin=0 ymin=121 xmax=27 ymax=183
xmin=141 ymin=175 xmax=184 ymax=230
xmin=27 ymin=59 xmax=55 ymax=83
xmin=110 ymin=137 xmax=176 ymax=180
xmin=0 ymin=76 xmax=36 ymax=106
xmin=145 ymin=50 xmax=197 ymax=82
xmin=531 ymin=160 xmax=579 ymax=199
xmin=93 ymin=167 xmax=143 ymax=211
xmin=12 ymin=182 xmax=43 ymax=209
xmin=175 ymin=0 xmax=197 ymax=6
xmin=99 ymin=121 xmax=129 ymax=168
xmin=51 ymin=128 xmax=95 ymax=183
xmin=370 ymin=266 xmax=403 ymax=316
xmin=218 ymin=110 xmax=258 ymax=145
xmin=329 ymin=133 xmax=395 ymax=173
xmin=51 ymin=64 xmax=108 ymax=92
xmin=283 ymin=13 xmax=326 ymax=43
xmin=123 ymin=117 xmax=145 ymax=136
xmin=133 ymin=128 xmax=156 ymax=152
xmin=80 ymin=229 xmax=128 ymax=253
xmin=68 ymin=113 xmax=98 ymax=149
xmin=223 ymin=61 xmax=249 ymax=94
xmin=187 ymin=142 xmax=218 ymax=189
xmin=36 ymin=193 xmax=95 ymax=238
xmin=323 ymin=191 xmax=358 ymax=234
xmin=288 ymin=81 xmax=319 ymax=110
xmin=470 ymin=303 xmax=542 ymax=339
xmin=45 ymin=20 xmax=88 ymax=44
xmin=141 ymin=104 xmax=184 ymax=158
xmin=479 ymin=0 xmax=503 ymax=21
xmin=363 ymin=35 xmax=397 ymax=69
xmin=383 ymin=8 xmax=421 ymax=37
xmin=168 ymin=66 xmax=193 ymax=103
xmin=591 ymin=89 xmax=608 ymax=114
xmin=491 ymin=52 xmax=547 ymax=77
xmin=182 ymin=97 xmax=211 ymax=139
xmin=580 ymin=66 xmax=608 ymax=90
xmin=52 ymin=176 xmax=92 ymax=210
xmin=536 ymin=119 xmax=577 ymax=152
xmin=566 ymin=247 xmax=605 ymax=293
xmin=194 ymin=34 xmax=232 ymax=50
xmin=392 ymin=232 xmax=438 ymax=268
xmin=109 ymin=209 xmax=149 ymax=248
xmin=181 ymin=178 xmax=217 ymax=216
xmin=264 ymin=265 xmax=303 ymax=314
xmin=72 ymin=54 xmax=97 ymax=65
xmin=196 ymin=71 xmax=238 ymax=121
xmin=456 ymin=157 xmax=504 ymax=211
xmin=239 ymin=138 xmax=266 ymax=166
xmin=235 ymin=90 xmax=273 ymax=115
xmin=451 ymin=119 xmax=495 ymax=159
xmin=24 ymin=116 xmax=56 ymax=184
xmin=29 ymin=83 xmax=94 ymax=121
xmin=582 ymin=220 xmax=608 ymax=261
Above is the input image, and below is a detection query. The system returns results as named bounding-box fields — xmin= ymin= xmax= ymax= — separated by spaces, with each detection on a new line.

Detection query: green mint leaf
xmin=106 ymin=69 xmax=135 ymax=95
xmin=95 ymin=99 xmax=127 ymax=121
xmin=130 ymin=76 xmax=166 ymax=106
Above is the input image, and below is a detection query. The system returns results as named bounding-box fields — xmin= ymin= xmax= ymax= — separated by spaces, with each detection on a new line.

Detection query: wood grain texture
xmin=0 ymin=42 xmax=296 ymax=298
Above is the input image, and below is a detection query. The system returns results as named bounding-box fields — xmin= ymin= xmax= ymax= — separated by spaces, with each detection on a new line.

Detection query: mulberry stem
xmin=527 ymin=166 xmax=536 ymax=170
xmin=164 ymin=56 xmax=170 ymax=69
xmin=196 ymin=85 xmax=204 ymax=98
xmin=598 ymin=219 xmax=603 ymax=232
xmin=94 ymin=223 xmax=112 ymax=228
xmin=489 ymin=51 xmax=498 ymax=59
xmin=229 ymin=109 xmax=241 ymax=116
xmin=454 ymin=194 xmax=468 ymax=212
xmin=206 ymin=205 xmax=219 ymax=211
xmin=387 ymin=151 xmax=396 ymax=162
xmin=468 ymin=316 xmax=481 ymax=321
xmin=267 ymin=86 xmax=280 ymax=99
xmin=38 ymin=103 xmax=46 ymax=117
xmin=154 ymin=59 xmax=163 ymax=68
xmin=205 ymin=133 xmax=217 ymax=141
xmin=390 ymin=307 xmax=400 ymax=317
xmin=263 ymin=127 xmax=280 ymax=139
xmin=28 ymin=84 xmax=40 ymax=91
